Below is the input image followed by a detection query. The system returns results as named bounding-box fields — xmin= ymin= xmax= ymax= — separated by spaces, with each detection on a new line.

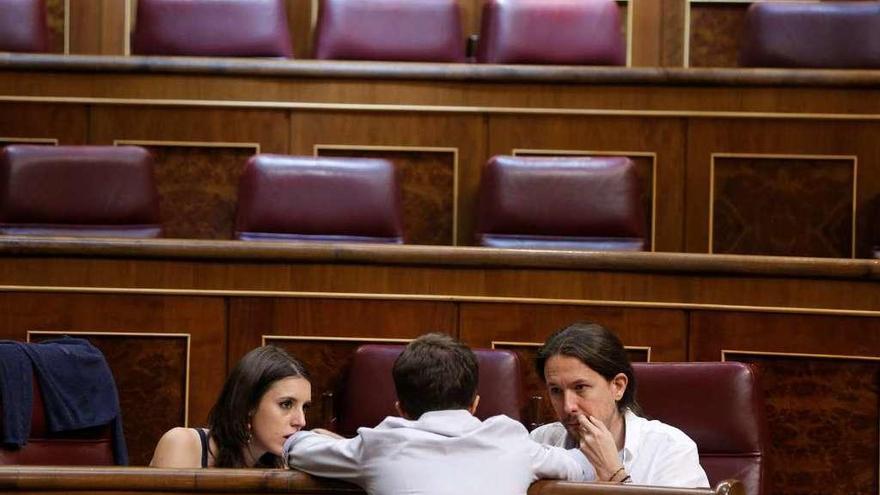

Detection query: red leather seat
xmin=131 ymin=0 xmax=293 ymax=57
xmin=235 ymin=155 xmax=404 ymax=243
xmin=739 ymin=1 xmax=880 ymax=69
xmin=313 ymin=0 xmax=465 ymax=62
xmin=475 ymin=155 xmax=646 ymax=250
xmin=633 ymin=362 xmax=767 ymax=495
xmin=0 ymin=145 xmax=162 ymax=238
xmin=331 ymin=344 xmax=525 ymax=437
xmin=0 ymin=379 xmax=115 ymax=465
xmin=0 ymin=0 xmax=48 ymax=53
xmin=476 ymin=0 xmax=624 ymax=65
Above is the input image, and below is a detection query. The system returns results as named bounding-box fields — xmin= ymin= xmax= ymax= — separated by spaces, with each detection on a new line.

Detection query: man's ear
xmin=611 ymin=373 xmax=628 ymax=402
xmin=467 ymin=394 xmax=480 ymax=415
xmin=394 ymin=401 xmax=410 ymax=419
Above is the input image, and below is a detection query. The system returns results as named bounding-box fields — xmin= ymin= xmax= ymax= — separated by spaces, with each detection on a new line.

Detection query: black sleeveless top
xmin=195 ymin=428 xmax=209 ymax=468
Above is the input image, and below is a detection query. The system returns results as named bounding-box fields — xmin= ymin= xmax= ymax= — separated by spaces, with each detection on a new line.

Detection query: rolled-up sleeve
xmin=283 ymin=431 xmax=364 ymax=482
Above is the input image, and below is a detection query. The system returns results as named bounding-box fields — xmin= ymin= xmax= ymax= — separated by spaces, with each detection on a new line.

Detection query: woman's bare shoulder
xmin=149 ymin=427 xmax=203 ymax=468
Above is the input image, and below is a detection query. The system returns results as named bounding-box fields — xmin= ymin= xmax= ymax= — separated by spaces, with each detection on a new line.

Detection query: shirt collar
xmin=621 ymin=408 xmax=643 ymax=463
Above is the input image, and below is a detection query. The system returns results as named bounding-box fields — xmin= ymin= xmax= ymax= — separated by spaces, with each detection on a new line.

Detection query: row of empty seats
xmin=2 ymin=0 xmax=879 ymax=68
xmin=0 ymin=145 xmax=647 ymax=250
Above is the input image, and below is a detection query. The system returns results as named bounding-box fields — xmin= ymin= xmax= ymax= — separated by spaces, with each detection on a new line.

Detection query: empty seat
xmin=476 ymin=0 xmax=624 ymax=65
xmin=0 ymin=0 xmax=49 ymax=53
xmin=0 ymin=145 xmax=162 ymax=238
xmin=234 ymin=154 xmax=404 ymax=243
xmin=474 ymin=155 xmax=646 ymax=250
xmin=331 ymin=344 xmax=525 ymax=437
xmin=634 ymin=362 xmax=767 ymax=495
xmin=131 ymin=0 xmax=293 ymax=57
xmin=313 ymin=0 xmax=465 ymax=62
xmin=739 ymin=1 xmax=880 ymax=69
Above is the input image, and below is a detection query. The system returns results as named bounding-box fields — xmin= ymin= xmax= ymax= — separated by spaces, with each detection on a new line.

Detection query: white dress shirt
xmin=284 ymin=409 xmax=586 ymax=495
xmin=530 ymin=409 xmax=709 ymax=488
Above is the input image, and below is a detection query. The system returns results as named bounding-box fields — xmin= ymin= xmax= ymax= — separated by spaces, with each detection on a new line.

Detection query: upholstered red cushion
xmin=0 ymin=145 xmax=162 ymax=238
xmin=0 ymin=0 xmax=48 ymax=53
xmin=475 ymin=155 xmax=645 ymax=250
xmin=131 ymin=0 xmax=293 ymax=57
xmin=334 ymin=344 xmax=525 ymax=437
xmin=476 ymin=0 xmax=624 ymax=65
xmin=740 ymin=1 xmax=880 ymax=69
xmin=634 ymin=362 xmax=766 ymax=495
xmin=314 ymin=0 xmax=465 ymax=62
xmin=0 ymin=380 xmax=115 ymax=466
xmin=235 ymin=155 xmax=404 ymax=243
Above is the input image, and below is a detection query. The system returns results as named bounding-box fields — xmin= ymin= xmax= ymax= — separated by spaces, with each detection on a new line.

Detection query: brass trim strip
xmin=2 ymin=284 xmax=879 ymax=317
xmin=114 ymin=139 xmax=261 ymax=152
xmin=708 ymin=152 xmax=858 ymax=258
xmin=722 ymin=349 xmax=880 ymax=362
xmin=5 ymin=95 xmax=880 ymax=121
xmin=513 ymin=148 xmax=659 ymax=252
xmin=124 ymin=0 xmax=132 ymax=57
xmin=262 ymin=335 xmax=412 ymax=345
xmin=493 ymin=341 xmax=652 ymax=361
xmin=27 ymin=330 xmax=192 ymax=427
xmin=0 ymin=137 xmax=58 ymax=144
xmin=315 ymin=144 xmax=461 ymax=245
xmin=624 ymin=0 xmax=633 ymax=67
xmin=683 ymin=0 xmax=691 ymax=68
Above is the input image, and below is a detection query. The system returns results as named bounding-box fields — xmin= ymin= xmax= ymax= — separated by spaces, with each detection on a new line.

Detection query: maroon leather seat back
xmin=476 ymin=0 xmax=624 ymax=65
xmin=0 ymin=379 xmax=114 ymax=465
xmin=0 ymin=0 xmax=48 ymax=53
xmin=235 ymin=154 xmax=404 ymax=243
xmin=131 ymin=0 xmax=293 ymax=57
xmin=333 ymin=344 xmax=525 ymax=437
xmin=314 ymin=0 xmax=465 ymax=62
xmin=633 ymin=362 xmax=767 ymax=495
xmin=739 ymin=1 xmax=880 ymax=69
xmin=0 ymin=145 xmax=162 ymax=238
xmin=475 ymin=155 xmax=646 ymax=250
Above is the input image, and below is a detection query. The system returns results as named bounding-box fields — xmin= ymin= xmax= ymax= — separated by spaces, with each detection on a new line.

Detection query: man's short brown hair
xmin=392 ymin=333 xmax=478 ymax=419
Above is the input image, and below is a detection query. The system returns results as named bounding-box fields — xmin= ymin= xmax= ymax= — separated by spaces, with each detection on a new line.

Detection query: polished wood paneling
xmin=687 ymin=3 xmax=746 ymax=68
xmin=290 ymin=112 xmax=485 ymax=245
xmin=0 ymin=292 xmax=226 ymax=465
xmin=690 ymin=311 xmax=880 ymax=495
xmin=0 ymin=103 xmax=87 ymax=144
xmin=142 ymin=145 xmax=255 ymax=239
xmin=45 ymin=0 xmax=65 ymax=54
xmin=712 ymin=156 xmax=854 ymax=257
xmin=69 ymin=0 xmax=126 ymax=55
xmin=317 ymin=148 xmax=456 ymax=246
xmin=490 ymin=115 xmax=685 ymax=252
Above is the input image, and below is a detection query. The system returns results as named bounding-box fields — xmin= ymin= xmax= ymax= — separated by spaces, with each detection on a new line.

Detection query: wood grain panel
xmin=30 ymin=332 xmax=188 ymax=466
xmin=286 ymin=0 xmax=314 ymax=59
xmin=0 ymin=103 xmax=87 ymax=144
xmin=228 ymin=298 xmax=457 ymax=429
xmin=317 ymin=147 xmax=456 ymax=245
xmin=729 ymin=352 xmax=879 ymax=495
xmin=712 ymin=156 xmax=854 ymax=257
xmin=137 ymin=145 xmax=256 ymax=239
xmin=69 ymin=0 xmax=126 ymax=55
xmin=0 ymin=292 xmax=226 ymax=465
xmin=290 ymin=112 xmax=485 ymax=245
xmin=690 ymin=311 xmax=880 ymax=495
xmin=490 ymin=115 xmax=685 ymax=252
xmin=686 ymin=119 xmax=880 ymax=257
xmin=45 ymin=0 xmax=65 ymax=53
xmin=688 ymin=3 xmax=747 ymax=68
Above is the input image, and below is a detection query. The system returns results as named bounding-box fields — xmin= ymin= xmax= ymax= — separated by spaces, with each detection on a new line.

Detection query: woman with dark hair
xmin=150 ymin=345 xmax=311 ymax=468
xmin=531 ymin=322 xmax=709 ymax=488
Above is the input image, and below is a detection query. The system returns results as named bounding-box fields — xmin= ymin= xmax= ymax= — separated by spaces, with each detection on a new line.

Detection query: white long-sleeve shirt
xmin=284 ymin=409 xmax=586 ymax=495
xmin=530 ymin=409 xmax=709 ymax=488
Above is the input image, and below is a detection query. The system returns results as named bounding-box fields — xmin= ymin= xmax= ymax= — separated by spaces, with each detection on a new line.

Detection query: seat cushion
xmin=235 ymin=155 xmax=404 ymax=243
xmin=0 ymin=145 xmax=161 ymax=238
xmin=131 ymin=0 xmax=293 ymax=57
xmin=314 ymin=0 xmax=465 ymax=62
xmin=0 ymin=0 xmax=49 ymax=53
xmin=475 ymin=155 xmax=645 ymax=250
xmin=739 ymin=1 xmax=880 ymax=69
xmin=476 ymin=0 xmax=624 ymax=65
